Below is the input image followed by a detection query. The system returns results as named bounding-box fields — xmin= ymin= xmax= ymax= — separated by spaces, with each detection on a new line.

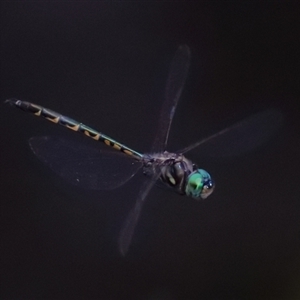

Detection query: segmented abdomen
xmin=7 ymin=99 xmax=142 ymax=160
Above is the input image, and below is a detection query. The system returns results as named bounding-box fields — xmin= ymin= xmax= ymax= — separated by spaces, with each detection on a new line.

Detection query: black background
xmin=1 ymin=2 xmax=300 ymax=300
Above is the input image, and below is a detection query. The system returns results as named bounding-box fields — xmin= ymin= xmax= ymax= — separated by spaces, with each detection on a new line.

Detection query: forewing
xmin=29 ymin=136 xmax=142 ymax=190
xmin=179 ymin=108 xmax=283 ymax=157
xmin=152 ymin=45 xmax=191 ymax=152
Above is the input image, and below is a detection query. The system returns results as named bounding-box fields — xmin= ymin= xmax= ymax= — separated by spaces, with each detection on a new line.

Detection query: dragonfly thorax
xmin=160 ymin=152 xmax=193 ymax=195
xmin=142 ymin=151 xmax=214 ymax=199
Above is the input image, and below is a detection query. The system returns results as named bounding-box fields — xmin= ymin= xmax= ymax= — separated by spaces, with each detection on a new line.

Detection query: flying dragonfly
xmin=6 ymin=45 xmax=282 ymax=255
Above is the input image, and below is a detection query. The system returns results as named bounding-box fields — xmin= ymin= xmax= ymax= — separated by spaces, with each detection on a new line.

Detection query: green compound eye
xmin=185 ymin=169 xmax=214 ymax=199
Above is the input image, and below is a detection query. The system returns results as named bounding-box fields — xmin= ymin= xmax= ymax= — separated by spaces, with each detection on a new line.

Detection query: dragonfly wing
xmin=151 ymin=45 xmax=191 ymax=152
xmin=118 ymin=171 xmax=161 ymax=256
xmin=29 ymin=136 xmax=142 ymax=190
xmin=179 ymin=108 xmax=283 ymax=156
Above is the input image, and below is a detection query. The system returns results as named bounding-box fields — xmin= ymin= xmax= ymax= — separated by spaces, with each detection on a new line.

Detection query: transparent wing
xmin=118 ymin=171 xmax=161 ymax=256
xmin=29 ymin=136 xmax=142 ymax=190
xmin=152 ymin=45 xmax=191 ymax=152
xmin=179 ymin=108 xmax=283 ymax=156
xmin=117 ymin=46 xmax=190 ymax=254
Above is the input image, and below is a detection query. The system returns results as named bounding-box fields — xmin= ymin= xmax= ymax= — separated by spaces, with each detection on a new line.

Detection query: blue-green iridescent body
xmin=7 ymin=99 xmax=214 ymax=200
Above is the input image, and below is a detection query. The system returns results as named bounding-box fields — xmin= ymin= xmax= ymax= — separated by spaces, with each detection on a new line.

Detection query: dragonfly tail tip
xmin=5 ymin=98 xmax=18 ymax=106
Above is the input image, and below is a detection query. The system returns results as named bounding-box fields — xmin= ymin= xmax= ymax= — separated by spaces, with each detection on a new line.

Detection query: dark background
xmin=1 ymin=2 xmax=299 ymax=300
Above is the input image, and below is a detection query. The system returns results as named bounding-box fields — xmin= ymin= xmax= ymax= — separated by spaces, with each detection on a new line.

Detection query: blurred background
xmin=1 ymin=2 xmax=299 ymax=299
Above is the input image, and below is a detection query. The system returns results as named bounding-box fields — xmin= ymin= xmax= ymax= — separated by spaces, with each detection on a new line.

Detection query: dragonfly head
xmin=185 ymin=169 xmax=214 ymax=199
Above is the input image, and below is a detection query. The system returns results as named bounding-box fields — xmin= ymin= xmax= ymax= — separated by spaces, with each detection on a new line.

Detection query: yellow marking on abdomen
xmin=84 ymin=131 xmax=100 ymax=140
xmin=31 ymin=104 xmax=42 ymax=116
xmin=113 ymin=144 xmax=121 ymax=150
xmin=90 ymin=134 xmax=100 ymax=140
xmin=46 ymin=116 xmax=59 ymax=123
xmin=104 ymin=140 xmax=111 ymax=146
xmin=123 ymin=149 xmax=133 ymax=156
xmin=66 ymin=124 xmax=80 ymax=131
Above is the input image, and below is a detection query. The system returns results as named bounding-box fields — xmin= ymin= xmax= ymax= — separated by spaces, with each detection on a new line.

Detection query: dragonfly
xmin=6 ymin=45 xmax=282 ymax=255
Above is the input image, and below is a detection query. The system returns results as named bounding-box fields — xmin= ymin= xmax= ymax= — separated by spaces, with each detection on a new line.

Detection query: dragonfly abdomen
xmin=6 ymin=99 xmax=143 ymax=160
